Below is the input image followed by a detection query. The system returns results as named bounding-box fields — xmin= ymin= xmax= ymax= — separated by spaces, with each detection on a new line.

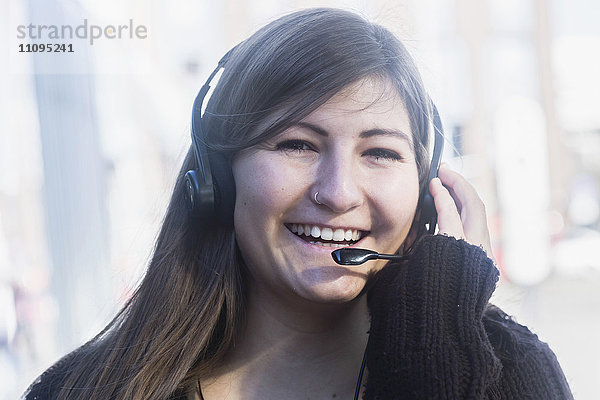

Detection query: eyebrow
xmin=294 ymin=121 xmax=413 ymax=144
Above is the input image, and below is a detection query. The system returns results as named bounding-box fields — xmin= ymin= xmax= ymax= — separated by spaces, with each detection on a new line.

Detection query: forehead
xmin=301 ymin=77 xmax=413 ymax=143
xmin=324 ymin=77 xmax=404 ymax=110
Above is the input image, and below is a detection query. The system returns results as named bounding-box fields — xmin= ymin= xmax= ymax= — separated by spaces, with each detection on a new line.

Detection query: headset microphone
xmin=331 ymin=248 xmax=407 ymax=266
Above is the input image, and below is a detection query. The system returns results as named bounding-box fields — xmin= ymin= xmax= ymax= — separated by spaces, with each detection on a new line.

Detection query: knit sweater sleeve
xmin=482 ymin=305 xmax=574 ymax=399
xmin=363 ymin=234 xmax=571 ymax=399
xmin=365 ymin=234 xmax=501 ymax=399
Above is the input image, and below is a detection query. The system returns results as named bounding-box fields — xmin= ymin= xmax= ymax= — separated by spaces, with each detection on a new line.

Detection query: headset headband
xmin=185 ymin=51 xmax=444 ymax=232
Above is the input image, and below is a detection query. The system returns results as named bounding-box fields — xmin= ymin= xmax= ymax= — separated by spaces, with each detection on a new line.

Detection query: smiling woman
xmin=24 ymin=7 xmax=572 ymax=400
xmin=233 ymin=78 xmax=419 ymax=305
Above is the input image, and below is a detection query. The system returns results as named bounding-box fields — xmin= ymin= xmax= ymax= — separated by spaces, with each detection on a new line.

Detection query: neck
xmin=201 ymin=288 xmax=370 ymax=400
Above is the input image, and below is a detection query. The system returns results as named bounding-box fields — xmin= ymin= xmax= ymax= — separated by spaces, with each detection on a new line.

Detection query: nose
xmin=312 ymin=153 xmax=364 ymax=213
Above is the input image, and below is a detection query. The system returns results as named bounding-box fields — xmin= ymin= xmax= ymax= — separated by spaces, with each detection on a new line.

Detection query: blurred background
xmin=1 ymin=0 xmax=599 ymax=398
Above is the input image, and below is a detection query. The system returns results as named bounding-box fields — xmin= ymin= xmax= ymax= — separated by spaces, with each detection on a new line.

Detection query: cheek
xmin=232 ymin=156 xmax=302 ymax=230
xmin=232 ymin=156 xmax=308 ymax=282
xmin=370 ymin=169 xmax=420 ymax=238
xmin=374 ymin=168 xmax=419 ymax=209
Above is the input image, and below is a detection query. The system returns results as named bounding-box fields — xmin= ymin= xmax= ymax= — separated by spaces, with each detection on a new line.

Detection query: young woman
xmin=25 ymin=8 xmax=572 ymax=400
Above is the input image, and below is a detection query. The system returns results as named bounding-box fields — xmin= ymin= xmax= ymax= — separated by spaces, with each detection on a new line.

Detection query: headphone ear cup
xmin=420 ymin=101 xmax=444 ymax=234
xmin=420 ymin=191 xmax=437 ymax=234
xmin=184 ymin=169 xmax=215 ymax=219
xmin=186 ymin=52 xmax=238 ymax=226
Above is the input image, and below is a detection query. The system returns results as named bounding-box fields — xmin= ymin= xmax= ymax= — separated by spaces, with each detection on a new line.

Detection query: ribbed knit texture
xmin=365 ymin=234 xmax=573 ymax=400
xmin=483 ymin=304 xmax=574 ymax=399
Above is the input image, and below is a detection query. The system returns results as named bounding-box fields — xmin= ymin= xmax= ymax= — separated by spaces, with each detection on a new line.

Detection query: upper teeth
xmin=289 ymin=224 xmax=361 ymax=242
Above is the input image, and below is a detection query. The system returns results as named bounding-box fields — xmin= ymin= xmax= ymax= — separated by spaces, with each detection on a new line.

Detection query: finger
xmin=436 ymin=164 xmax=494 ymax=259
xmin=437 ymin=164 xmax=483 ymax=218
xmin=437 ymin=164 xmax=486 ymax=232
xmin=429 ymin=177 xmax=465 ymax=239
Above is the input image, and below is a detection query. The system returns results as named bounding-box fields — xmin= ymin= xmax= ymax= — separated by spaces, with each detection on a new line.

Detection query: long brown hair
xmin=35 ymin=8 xmax=434 ymax=399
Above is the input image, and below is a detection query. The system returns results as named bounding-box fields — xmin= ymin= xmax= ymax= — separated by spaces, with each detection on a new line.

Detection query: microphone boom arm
xmin=331 ymin=248 xmax=408 ymax=266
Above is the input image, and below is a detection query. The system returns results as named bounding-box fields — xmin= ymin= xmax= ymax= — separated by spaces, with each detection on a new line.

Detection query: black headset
xmin=184 ymin=52 xmax=445 ymax=233
xmin=184 ymin=50 xmax=237 ymax=226
xmin=422 ymin=104 xmax=445 ymax=234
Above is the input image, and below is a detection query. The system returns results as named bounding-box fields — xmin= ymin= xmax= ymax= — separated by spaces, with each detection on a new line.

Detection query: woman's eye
xmin=276 ymin=140 xmax=314 ymax=153
xmin=364 ymin=148 xmax=403 ymax=162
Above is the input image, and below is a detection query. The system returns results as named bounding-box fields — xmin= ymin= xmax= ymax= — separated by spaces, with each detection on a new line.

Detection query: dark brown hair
xmin=32 ymin=8 xmax=433 ymax=399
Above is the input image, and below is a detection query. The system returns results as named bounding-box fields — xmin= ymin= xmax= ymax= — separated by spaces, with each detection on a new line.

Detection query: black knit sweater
xmin=365 ymin=234 xmax=573 ymax=399
xmin=24 ymin=235 xmax=573 ymax=399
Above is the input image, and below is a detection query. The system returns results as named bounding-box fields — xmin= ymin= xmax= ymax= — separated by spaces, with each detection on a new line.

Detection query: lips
xmin=286 ymin=223 xmax=365 ymax=247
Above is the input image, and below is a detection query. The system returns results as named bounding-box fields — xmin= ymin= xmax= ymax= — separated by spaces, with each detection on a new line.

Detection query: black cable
xmin=354 ymin=345 xmax=368 ymax=400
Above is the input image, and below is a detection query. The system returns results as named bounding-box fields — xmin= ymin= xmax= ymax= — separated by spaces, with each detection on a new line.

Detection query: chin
xmin=298 ymin=269 xmax=369 ymax=304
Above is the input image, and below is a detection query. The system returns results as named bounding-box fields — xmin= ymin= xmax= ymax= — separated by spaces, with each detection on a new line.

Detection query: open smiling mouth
xmin=285 ymin=224 xmax=366 ymax=248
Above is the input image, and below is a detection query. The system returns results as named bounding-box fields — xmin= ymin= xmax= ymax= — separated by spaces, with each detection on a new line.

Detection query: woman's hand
xmin=429 ymin=163 xmax=495 ymax=262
